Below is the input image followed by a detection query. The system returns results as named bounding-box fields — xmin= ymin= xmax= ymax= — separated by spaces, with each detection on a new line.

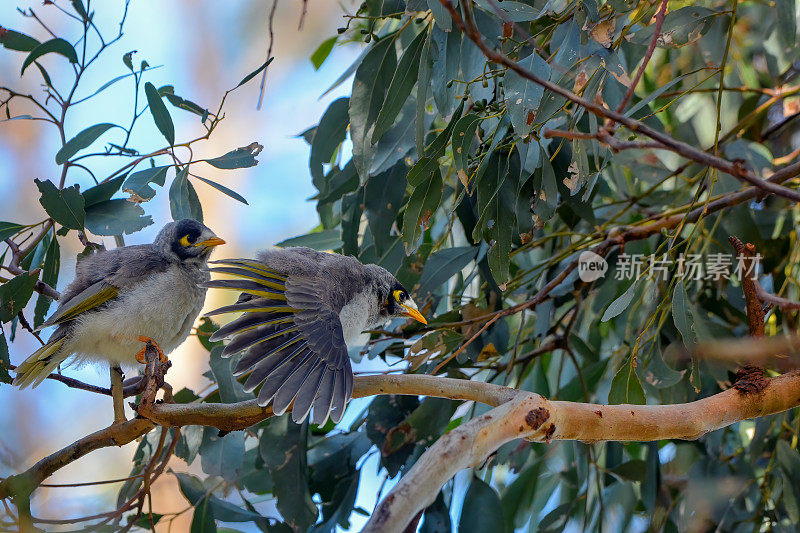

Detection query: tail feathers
xmin=13 ymin=338 xmax=67 ymax=389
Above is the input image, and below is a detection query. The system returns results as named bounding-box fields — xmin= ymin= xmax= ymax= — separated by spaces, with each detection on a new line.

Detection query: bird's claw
xmin=135 ymin=336 xmax=168 ymax=364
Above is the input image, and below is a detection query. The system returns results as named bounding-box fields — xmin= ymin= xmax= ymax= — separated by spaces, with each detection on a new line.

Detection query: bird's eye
xmin=392 ymin=289 xmax=407 ymax=303
xmin=179 ymin=234 xmax=192 ymax=247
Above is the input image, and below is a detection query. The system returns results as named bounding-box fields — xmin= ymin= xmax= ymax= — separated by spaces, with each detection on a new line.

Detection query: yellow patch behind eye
xmin=392 ymin=289 xmax=404 ymax=302
xmin=179 ymin=235 xmax=191 ymax=247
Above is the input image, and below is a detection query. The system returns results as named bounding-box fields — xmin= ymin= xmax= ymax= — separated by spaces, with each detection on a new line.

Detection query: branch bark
xmin=365 ymin=371 xmax=800 ymax=532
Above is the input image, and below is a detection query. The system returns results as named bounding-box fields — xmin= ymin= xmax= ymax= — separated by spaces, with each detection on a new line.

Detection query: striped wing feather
xmin=206 ymin=259 xmax=352 ymax=424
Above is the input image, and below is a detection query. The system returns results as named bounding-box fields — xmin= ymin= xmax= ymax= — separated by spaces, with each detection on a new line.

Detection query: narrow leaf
xmin=310 ymin=36 xmax=337 ymax=70
xmin=192 ymin=175 xmax=248 ymax=204
xmin=205 ymin=143 xmax=263 ymax=169
xmin=372 ymin=27 xmax=428 ymax=143
xmin=55 ymin=123 xmax=117 ymax=164
xmin=21 ymin=38 xmax=78 ymax=75
xmin=144 ymin=82 xmax=175 ymax=145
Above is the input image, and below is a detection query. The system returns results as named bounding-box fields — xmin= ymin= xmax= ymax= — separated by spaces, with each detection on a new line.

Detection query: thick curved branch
xmin=5 ymin=364 xmax=800 ymax=527
xmin=0 ymin=419 xmax=153 ymax=501
xmin=365 ymin=371 xmax=800 ymax=532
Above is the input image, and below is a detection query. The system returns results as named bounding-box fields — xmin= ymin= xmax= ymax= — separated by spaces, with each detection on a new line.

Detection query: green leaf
xmin=169 ymin=169 xmax=203 ymax=222
xmin=35 ymin=179 xmax=85 ymax=230
xmin=350 ymin=36 xmax=397 ymax=179
xmin=191 ymin=498 xmax=217 ymax=533
xmin=416 ymin=31 xmax=433 ymax=155
xmin=160 ymin=88 xmax=209 ymax=118
xmin=205 ymin=143 xmax=263 ymax=169
xmin=458 ymin=477 xmax=506 ymax=533
xmin=71 ymin=0 xmax=88 ymax=20
xmin=608 ymin=360 xmax=646 ymax=405
xmin=452 ymin=114 xmax=481 ymax=180
xmin=0 ymin=29 xmax=40 ymax=52
xmin=364 ymin=162 xmax=407 ymax=255
xmin=82 ymin=176 xmax=125 ymax=207
xmin=55 ymin=123 xmax=117 ymax=164
xmin=0 ymin=222 xmax=24 ymax=242
xmin=132 ymin=513 xmax=163 ymax=529
xmin=0 ymin=332 xmax=11 ymax=384
xmin=418 ymin=246 xmax=477 ymax=298
xmin=777 ymin=0 xmax=797 ymax=48
xmin=192 ymin=175 xmax=247 ymax=204
xmin=84 ymin=199 xmax=154 ymax=236
xmin=365 ymin=395 xmax=420 ymax=476
xmin=199 ymin=427 xmax=245 ymax=482
xmin=259 ymin=416 xmax=318 ymax=532
xmin=208 ymin=346 xmax=249 ymax=403
xmin=144 ymin=82 xmax=175 ymax=145
xmin=340 ymin=188 xmax=364 ymax=256
xmin=174 ymin=472 xmax=206 ymax=505
xmin=0 ymin=271 xmax=39 ymax=323
xmin=372 ymin=27 xmax=427 ymax=143
xmin=601 ymin=279 xmax=639 ymax=322
xmin=608 ymin=459 xmax=648 ymax=482
xmin=672 ymin=281 xmax=695 ymax=345
xmin=628 ymin=6 xmax=717 ymax=48
xmin=175 ymin=425 xmax=203 ymax=465
xmin=310 ymin=98 xmax=350 ymax=182
xmin=21 ymin=38 xmax=78 ymax=75
xmin=504 ymin=51 xmax=550 ymax=137
xmin=402 ymin=159 xmax=442 ymax=254
xmin=122 ymin=165 xmax=169 ymax=202
xmin=275 ymin=229 xmax=343 ymax=250
xmin=310 ymin=36 xmax=337 ymax=70
xmin=475 ymin=0 xmax=540 ymax=21
xmin=420 ymin=491 xmax=451 ymax=533
xmin=473 ymin=151 xmax=516 ymax=285
xmin=33 ymin=234 xmax=59 ymax=329
xmin=235 ymin=57 xmax=274 ymax=89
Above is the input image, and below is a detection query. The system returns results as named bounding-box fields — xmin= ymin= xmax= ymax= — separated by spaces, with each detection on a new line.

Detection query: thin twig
xmin=616 ymin=0 xmax=669 ymax=113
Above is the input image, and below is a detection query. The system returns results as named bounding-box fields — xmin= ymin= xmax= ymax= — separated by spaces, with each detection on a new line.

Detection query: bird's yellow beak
xmin=195 ymin=237 xmax=226 ymax=248
xmin=400 ymin=302 xmax=427 ymax=325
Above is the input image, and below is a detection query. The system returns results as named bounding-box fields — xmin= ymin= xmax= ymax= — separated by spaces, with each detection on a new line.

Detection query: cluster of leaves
xmin=0 ymin=1 xmax=265 ymax=373
xmin=3 ymin=0 xmax=800 ymax=531
xmin=277 ymin=0 xmax=800 ymax=530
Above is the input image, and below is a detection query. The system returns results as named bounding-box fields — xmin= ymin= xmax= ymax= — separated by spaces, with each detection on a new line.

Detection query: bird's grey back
xmin=59 ymin=245 xmax=171 ymax=303
xmin=256 ymin=247 xmax=390 ymax=312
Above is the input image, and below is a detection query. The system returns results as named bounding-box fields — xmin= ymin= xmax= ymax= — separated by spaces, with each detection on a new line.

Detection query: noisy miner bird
xmin=205 ymin=247 xmax=427 ymax=424
xmin=14 ymin=219 xmax=225 ymax=422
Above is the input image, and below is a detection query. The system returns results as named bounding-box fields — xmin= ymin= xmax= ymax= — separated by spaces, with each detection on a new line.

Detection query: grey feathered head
xmin=154 ymin=219 xmax=225 ymax=264
xmin=365 ymin=264 xmax=426 ymax=324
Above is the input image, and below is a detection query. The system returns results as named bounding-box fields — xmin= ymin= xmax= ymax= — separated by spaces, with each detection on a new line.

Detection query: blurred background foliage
xmin=2 ymin=0 xmax=800 ymax=531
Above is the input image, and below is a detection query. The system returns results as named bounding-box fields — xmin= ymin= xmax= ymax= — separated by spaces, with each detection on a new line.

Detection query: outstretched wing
xmin=205 ymin=259 xmax=352 ymax=424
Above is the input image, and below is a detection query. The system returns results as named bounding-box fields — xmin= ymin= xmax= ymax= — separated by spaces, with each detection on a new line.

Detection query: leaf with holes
xmin=35 ymin=179 xmax=85 ymax=230
xmin=205 ymin=143 xmax=263 ymax=169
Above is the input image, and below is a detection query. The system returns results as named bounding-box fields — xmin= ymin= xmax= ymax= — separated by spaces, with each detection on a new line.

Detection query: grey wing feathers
xmin=41 ymin=245 xmax=170 ymax=329
xmin=207 ymin=256 xmax=352 ymax=424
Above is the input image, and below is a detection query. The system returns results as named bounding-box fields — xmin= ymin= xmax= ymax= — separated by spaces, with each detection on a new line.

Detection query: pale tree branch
xmin=365 ymin=371 xmax=800 ymax=532
xmin=5 ymin=356 xmax=800 ymax=518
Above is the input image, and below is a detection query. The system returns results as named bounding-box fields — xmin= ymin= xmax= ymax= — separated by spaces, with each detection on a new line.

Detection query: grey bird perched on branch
xmin=14 ymin=219 xmax=225 ymax=422
xmin=205 ymin=247 xmax=427 ymax=424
